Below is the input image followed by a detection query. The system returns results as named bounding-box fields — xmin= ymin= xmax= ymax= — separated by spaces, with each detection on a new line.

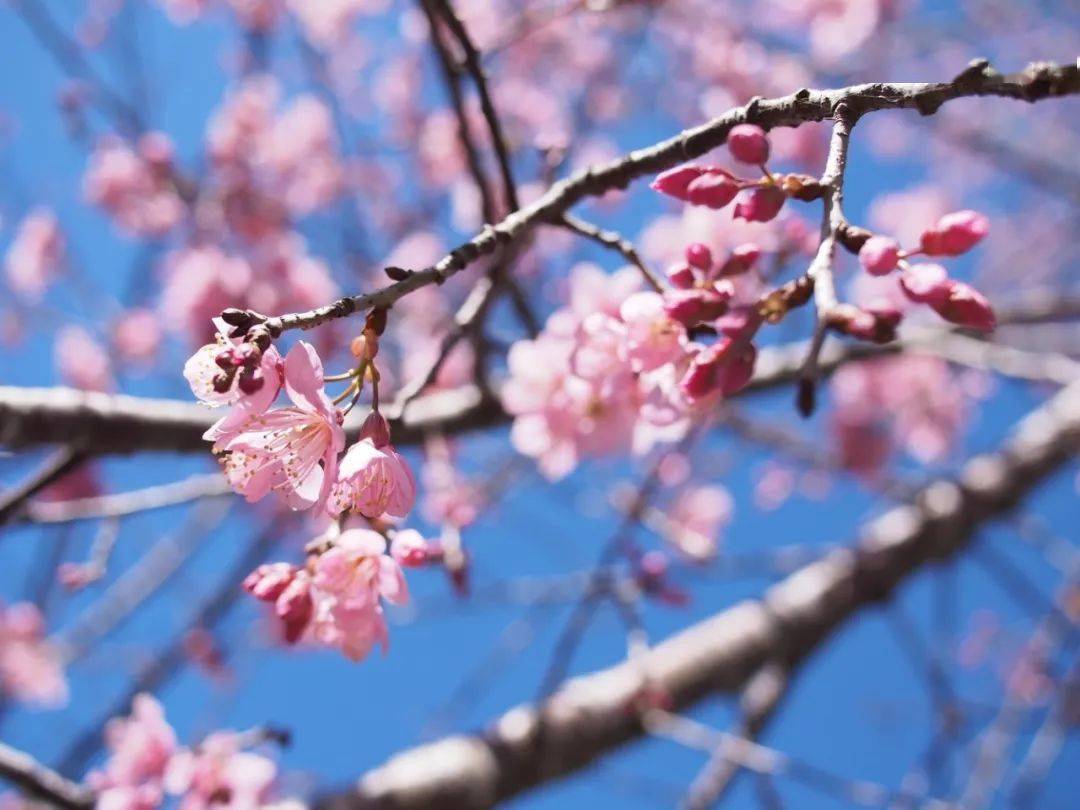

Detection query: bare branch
xmin=247 ymin=60 xmax=1079 ymax=336
xmin=0 ymin=740 xmax=92 ymax=809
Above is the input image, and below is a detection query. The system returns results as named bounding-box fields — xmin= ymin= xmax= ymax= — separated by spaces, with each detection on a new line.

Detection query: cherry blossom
xmin=328 ymin=412 xmax=417 ymax=519
xmin=214 ymin=342 xmax=345 ymax=511
xmin=310 ymin=529 xmax=409 ymax=662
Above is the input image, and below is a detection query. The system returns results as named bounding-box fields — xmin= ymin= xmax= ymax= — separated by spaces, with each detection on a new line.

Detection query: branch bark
xmin=315 ymin=379 xmax=1080 ymax=810
xmin=245 ymin=59 xmax=1078 ymax=336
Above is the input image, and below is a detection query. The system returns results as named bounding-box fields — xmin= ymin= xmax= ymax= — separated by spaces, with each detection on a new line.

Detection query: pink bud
xmin=663 ymin=285 xmax=732 ymax=328
xmin=733 ymin=185 xmax=785 ymax=223
xmin=686 ymin=173 xmax=739 ymax=209
xmin=899 ymin=263 xmax=951 ymax=305
xmin=651 ymin=165 xmax=705 ymax=201
xmin=919 ymin=210 xmax=989 ymax=256
xmin=390 ymin=529 xmax=429 ymax=568
xmin=666 ymin=263 xmax=696 ymax=289
xmin=243 ymin=563 xmax=298 ymax=603
xmin=718 ymin=243 xmax=761 ymax=277
xmin=726 ymin=123 xmax=770 ymax=165
xmin=838 ymin=301 xmax=902 ymax=344
xmin=359 ymin=410 xmax=392 ymax=447
xmin=684 ymin=243 xmax=713 ymax=271
xmin=679 ymin=339 xmax=756 ymax=400
xmin=858 ymin=236 xmax=901 ymax=276
xmin=929 ymin=281 xmax=996 ymax=331
xmin=276 ymin=574 xmax=314 ymax=644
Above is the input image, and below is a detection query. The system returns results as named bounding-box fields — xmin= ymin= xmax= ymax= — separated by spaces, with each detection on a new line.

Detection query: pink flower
xmin=95 ymin=694 xmax=177 ymax=790
xmin=216 ymin=342 xmax=344 ymax=511
xmin=184 ymin=318 xmax=283 ymax=441
xmin=390 ymin=529 xmax=430 ymax=567
xmin=919 ymin=210 xmax=989 ymax=256
xmin=662 ymin=283 xmax=733 ymax=328
xmin=733 ymin=186 xmax=786 ymax=222
xmin=727 ymin=124 xmax=770 ymax=165
xmin=0 ymin=602 xmax=68 ymax=707
xmin=243 ymin=563 xmax=313 ymax=643
xmin=4 ymin=209 xmax=64 ymax=301
xmin=328 ymin=412 xmax=416 ymax=519
xmin=84 ymin=134 xmax=184 ymax=237
xmin=164 ymin=731 xmax=277 ymax=810
xmin=619 ymin=291 xmax=687 ymax=372
xmin=680 ymin=337 xmax=757 ymax=401
xmin=858 ymin=235 xmax=900 ymax=276
xmin=310 ymin=529 xmax=409 ymax=661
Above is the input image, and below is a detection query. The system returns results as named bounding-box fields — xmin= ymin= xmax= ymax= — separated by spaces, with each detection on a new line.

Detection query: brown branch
xmin=240 ymin=59 xmax=1078 ymax=337
xmin=315 ymin=379 xmax=1080 ymax=810
xmin=557 ymin=214 xmax=665 ymax=292
xmin=0 ymin=447 xmax=86 ymax=526
xmin=3 ymin=289 xmax=1077 ymax=457
xmin=0 ymin=741 xmax=92 ymax=809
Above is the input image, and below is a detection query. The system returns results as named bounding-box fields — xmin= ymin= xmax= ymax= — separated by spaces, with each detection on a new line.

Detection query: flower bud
xmin=726 ymin=124 xmax=770 ymax=165
xmin=858 ymin=236 xmax=901 ymax=276
xmin=243 ymin=563 xmax=299 ymax=603
xmin=651 ymin=165 xmax=704 ymax=200
xmin=733 ymin=185 xmax=785 ymax=223
xmin=684 ymin=243 xmax=713 ymax=271
xmin=929 ymin=281 xmax=996 ymax=331
xmin=718 ymin=242 xmax=761 ymax=277
xmin=899 ymin=263 xmax=951 ymax=304
xmin=666 ymin=262 xmax=696 ymax=289
xmin=686 ymin=173 xmax=739 ymax=209
xmin=919 ymin=210 xmax=989 ymax=256
xmin=276 ymin=574 xmax=314 ymax=644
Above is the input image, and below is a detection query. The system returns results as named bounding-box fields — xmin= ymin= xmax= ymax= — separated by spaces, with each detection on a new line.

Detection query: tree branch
xmin=315 ymin=379 xmax=1080 ymax=810
xmin=0 ymin=740 xmax=92 ymax=809
xmin=242 ymin=59 xmax=1078 ymax=337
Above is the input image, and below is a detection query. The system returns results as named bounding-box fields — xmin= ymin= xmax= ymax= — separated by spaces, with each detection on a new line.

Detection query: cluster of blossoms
xmin=830 ymin=355 xmax=978 ymax=477
xmin=84 ymin=133 xmax=186 ymax=238
xmin=90 ymin=694 xmax=290 ymax=810
xmin=185 ymin=316 xmax=435 ymax=661
xmin=855 ymin=209 xmax=995 ymax=332
xmin=502 ymin=256 xmax=765 ymax=479
xmin=0 ymin=601 xmax=67 ymax=708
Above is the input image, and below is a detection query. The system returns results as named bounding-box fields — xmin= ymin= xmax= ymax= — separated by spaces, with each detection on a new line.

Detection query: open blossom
xmin=619 ymin=292 xmax=687 ymax=372
xmin=84 ymin=133 xmax=185 ymax=237
xmin=91 ymin=695 xmax=177 ymax=800
xmin=185 ymin=318 xmax=284 ymax=441
xmin=215 ymin=342 xmax=345 ymax=511
xmin=0 ymin=602 xmax=68 ymax=707
xmin=90 ymin=694 xmax=286 ymax=810
xmin=663 ymin=485 xmax=733 ymax=561
xmin=830 ymin=355 xmax=971 ymax=475
xmin=328 ymin=412 xmax=416 ymax=519
xmin=164 ymin=732 xmax=277 ymax=810
xmin=4 ymin=208 xmax=65 ymax=301
xmin=310 ymin=529 xmax=409 ymax=661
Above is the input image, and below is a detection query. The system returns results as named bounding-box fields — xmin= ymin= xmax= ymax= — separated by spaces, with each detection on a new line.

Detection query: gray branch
xmin=315 ymin=379 xmax=1080 ymax=810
